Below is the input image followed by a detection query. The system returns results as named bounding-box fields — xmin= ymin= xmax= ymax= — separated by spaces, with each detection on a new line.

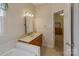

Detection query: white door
xmin=72 ymin=3 xmax=79 ymax=56
xmin=64 ymin=4 xmax=71 ymax=56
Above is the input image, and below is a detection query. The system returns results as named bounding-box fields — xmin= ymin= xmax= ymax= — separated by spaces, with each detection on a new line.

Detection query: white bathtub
xmin=1 ymin=42 xmax=40 ymax=56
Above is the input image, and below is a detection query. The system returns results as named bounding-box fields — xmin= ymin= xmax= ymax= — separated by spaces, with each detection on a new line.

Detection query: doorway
xmin=54 ymin=10 xmax=64 ymax=55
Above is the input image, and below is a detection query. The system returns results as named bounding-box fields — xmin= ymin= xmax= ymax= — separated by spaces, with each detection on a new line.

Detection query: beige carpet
xmin=41 ymin=46 xmax=63 ymax=56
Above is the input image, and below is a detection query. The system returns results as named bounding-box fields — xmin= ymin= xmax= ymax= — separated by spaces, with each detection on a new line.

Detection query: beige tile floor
xmin=41 ymin=46 xmax=63 ymax=56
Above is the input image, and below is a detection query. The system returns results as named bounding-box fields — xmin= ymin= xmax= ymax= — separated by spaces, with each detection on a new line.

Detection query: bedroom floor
xmin=41 ymin=46 xmax=63 ymax=56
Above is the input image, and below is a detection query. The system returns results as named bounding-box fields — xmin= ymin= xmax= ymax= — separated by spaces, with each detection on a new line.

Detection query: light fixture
xmin=0 ymin=3 xmax=8 ymax=16
xmin=0 ymin=3 xmax=8 ymax=33
xmin=60 ymin=13 xmax=64 ymax=16
xmin=24 ymin=11 xmax=34 ymax=17
xmin=0 ymin=3 xmax=8 ymax=10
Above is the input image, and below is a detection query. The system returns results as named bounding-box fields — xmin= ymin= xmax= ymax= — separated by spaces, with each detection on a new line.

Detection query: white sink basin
xmin=19 ymin=32 xmax=41 ymax=43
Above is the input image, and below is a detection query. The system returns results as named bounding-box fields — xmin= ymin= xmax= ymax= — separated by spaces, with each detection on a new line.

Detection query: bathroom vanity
xmin=18 ymin=32 xmax=42 ymax=47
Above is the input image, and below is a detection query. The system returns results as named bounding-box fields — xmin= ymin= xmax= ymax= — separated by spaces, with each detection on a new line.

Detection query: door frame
xmin=64 ymin=4 xmax=71 ymax=56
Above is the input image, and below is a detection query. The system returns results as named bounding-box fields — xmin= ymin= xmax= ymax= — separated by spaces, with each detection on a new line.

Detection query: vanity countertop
xmin=18 ymin=32 xmax=42 ymax=43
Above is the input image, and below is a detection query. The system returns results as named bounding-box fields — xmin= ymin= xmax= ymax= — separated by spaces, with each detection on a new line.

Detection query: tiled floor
xmin=41 ymin=46 xmax=63 ymax=56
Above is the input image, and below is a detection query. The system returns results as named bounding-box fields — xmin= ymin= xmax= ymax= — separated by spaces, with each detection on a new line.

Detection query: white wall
xmin=35 ymin=3 xmax=71 ymax=55
xmin=35 ymin=3 xmax=65 ymax=47
xmin=35 ymin=4 xmax=53 ymax=48
xmin=0 ymin=3 xmax=35 ymax=55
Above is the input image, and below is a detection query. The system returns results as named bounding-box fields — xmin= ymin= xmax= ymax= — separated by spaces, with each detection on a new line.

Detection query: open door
xmin=64 ymin=4 xmax=71 ymax=56
xmin=54 ymin=10 xmax=64 ymax=55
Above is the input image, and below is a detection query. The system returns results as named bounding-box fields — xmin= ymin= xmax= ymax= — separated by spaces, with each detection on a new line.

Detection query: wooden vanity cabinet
xmin=18 ymin=34 xmax=42 ymax=47
xmin=29 ymin=34 xmax=42 ymax=47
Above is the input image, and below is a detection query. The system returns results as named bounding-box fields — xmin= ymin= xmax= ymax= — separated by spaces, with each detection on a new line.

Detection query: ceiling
xmin=33 ymin=3 xmax=45 ymax=6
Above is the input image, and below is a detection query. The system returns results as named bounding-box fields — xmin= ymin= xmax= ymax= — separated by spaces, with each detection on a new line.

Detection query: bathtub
xmin=1 ymin=42 xmax=40 ymax=56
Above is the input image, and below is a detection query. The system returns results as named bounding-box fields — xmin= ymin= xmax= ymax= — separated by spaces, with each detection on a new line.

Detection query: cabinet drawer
xmin=29 ymin=35 xmax=42 ymax=46
xmin=30 ymin=39 xmax=42 ymax=46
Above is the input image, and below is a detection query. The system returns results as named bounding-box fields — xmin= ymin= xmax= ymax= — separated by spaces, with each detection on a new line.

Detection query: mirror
xmin=24 ymin=11 xmax=34 ymax=35
xmin=26 ymin=16 xmax=33 ymax=34
xmin=54 ymin=10 xmax=64 ymax=55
